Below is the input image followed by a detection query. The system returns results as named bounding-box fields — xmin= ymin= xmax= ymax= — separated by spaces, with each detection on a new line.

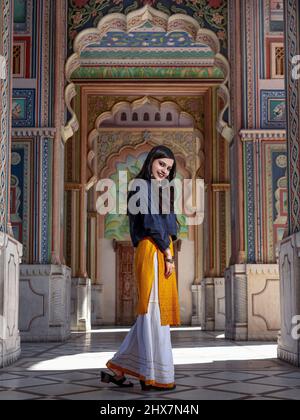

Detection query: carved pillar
xmin=278 ymin=0 xmax=300 ymax=366
xmin=200 ymin=87 xmax=229 ymax=330
xmin=225 ymin=0 xmax=283 ymax=341
xmin=16 ymin=1 xmax=71 ymax=341
xmin=228 ymin=0 xmax=245 ymax=266
xmin=0 ymin=0 xmax=23 ymax=366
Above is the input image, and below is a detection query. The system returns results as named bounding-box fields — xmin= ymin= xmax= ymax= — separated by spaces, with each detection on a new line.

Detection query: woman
xmin=101 ymin=145 xmax=180 ymax=391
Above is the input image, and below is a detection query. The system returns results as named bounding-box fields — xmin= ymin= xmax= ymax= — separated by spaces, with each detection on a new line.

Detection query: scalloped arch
xmin=63 ymin=5 xmax=232 ymax=145
xmin=87 ymin=96 xmax=203 ymax=188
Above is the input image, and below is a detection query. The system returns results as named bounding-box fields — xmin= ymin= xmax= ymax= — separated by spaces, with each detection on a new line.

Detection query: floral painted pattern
xmin=68 ymin=0 xmax=227 ymax=53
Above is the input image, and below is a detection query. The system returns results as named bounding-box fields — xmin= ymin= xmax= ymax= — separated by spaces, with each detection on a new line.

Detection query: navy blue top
xmin=128 ymin=178 xmax=178 ymax=252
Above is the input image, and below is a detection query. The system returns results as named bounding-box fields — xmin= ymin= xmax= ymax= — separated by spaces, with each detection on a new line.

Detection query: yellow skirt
xmin=134 ymin=236 xmax=180 ymax=326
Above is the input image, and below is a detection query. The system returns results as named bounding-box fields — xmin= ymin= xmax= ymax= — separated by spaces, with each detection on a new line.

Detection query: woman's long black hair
xmin=127 ymin=145 xmax=180 ymax=228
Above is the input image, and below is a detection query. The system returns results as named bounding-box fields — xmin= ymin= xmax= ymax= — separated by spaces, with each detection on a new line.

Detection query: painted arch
xmin=63 ymin=5 xmax=232 ymax=144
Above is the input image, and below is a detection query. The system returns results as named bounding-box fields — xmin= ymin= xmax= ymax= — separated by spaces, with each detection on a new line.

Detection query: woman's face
xmin=151 ymin=157 xmax=174 ymax=181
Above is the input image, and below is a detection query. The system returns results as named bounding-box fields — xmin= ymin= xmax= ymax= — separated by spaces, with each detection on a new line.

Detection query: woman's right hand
xmin=165 ymin=260 xmax=175 ymax=277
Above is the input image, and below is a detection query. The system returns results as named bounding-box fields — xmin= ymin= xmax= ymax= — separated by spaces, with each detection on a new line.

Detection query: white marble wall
xmin=0 ymin=232 xmax=23 ymax=367
xmin=100 ymin=239 xmax=116 ymax=325
xmin=19 ymin=264 xmax=71 ymax=341
xmin=278 ymin=233 xmax=300 ymax=366
xmin=178 ymin=240 xmax=194 ymax=325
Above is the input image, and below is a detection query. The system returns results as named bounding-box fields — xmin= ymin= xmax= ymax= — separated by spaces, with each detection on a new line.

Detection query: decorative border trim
xmin=240 ymin=129 xmax=286 ymax=141
xmin=12 ymin=127 xmax=56 ymax=136
xmin=244 ymin=141 xmax=256 ymax=262
xmin=285 ymin=0 xmax=300 ymax=233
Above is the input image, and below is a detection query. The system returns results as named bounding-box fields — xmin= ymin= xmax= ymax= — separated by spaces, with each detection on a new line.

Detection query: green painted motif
xmin=71 ymin=66 xmax=224 ymax=79
xmin=14 ymin=0 xmax=26 ymax=23
xmin=81 ymin=50 xmax=215 ymax=60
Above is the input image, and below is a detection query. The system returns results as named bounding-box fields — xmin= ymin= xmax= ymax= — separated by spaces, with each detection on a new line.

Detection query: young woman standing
xmin=101 ymin=145 xmax=180 ymax=391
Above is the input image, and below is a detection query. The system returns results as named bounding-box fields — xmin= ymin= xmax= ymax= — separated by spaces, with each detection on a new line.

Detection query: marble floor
xmin=1 ymin=328 xmax=300 ymax=400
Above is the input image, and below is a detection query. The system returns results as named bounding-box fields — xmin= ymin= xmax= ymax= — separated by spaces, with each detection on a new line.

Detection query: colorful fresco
xmin=10 ymin=143 xmax=32 ymax=261
xmin=244 ymin=139 xmax=287 ymax=263
xmin=11 ymin=138 xmax=53 ymax=264
xmin=72 ymin=65 xmax=223 ymax=79
xmin=72 ymin=26 xmax=225 ymax=80
xmin=68 ymin=0 xmax=228 ymax=53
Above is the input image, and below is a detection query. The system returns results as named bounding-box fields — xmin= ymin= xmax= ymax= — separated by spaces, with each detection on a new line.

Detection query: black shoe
xmin=140 ymin=380 xmax=153 ymax=391
xmin=101 ymin=371 xmax=133 ymax=387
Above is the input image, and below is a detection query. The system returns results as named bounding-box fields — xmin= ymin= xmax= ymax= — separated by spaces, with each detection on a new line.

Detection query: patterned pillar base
xmin=0 ymin=232 xmax=22 ymax=367
xmin=200 ymin=278 xmax=215 ymax=331
xmin=71 ymin=278 xmax=91 ymax=331
xmin=225 ymin=264 xmax=280 ymax=341
xmin=191 ymin=284 xmax=202 ymax=326
xmin=214 ymin=278 xmax=226 ymax=331
xmin=91 ymin=284 xmax=103 ymax=327
xmin=278 ymin=233 xmax=300 ymax=367
xmin=19 ymin=264 xmax=71 ymax=341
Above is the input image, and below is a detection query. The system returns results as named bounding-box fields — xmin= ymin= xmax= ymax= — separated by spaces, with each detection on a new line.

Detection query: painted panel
xmin=11 ymin=141 xmax=33 ymax=262
xmin=260 ymin=90 xmax=286 ymax=129
xmin=270 ymin=0 xmax=284 ymax=32
xmin=12 ymin=88 xmax=35 ymax=127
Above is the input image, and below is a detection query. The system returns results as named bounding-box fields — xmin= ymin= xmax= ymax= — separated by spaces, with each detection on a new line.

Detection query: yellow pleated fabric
xmin=134 ymin=236 xmax=180 ymax=326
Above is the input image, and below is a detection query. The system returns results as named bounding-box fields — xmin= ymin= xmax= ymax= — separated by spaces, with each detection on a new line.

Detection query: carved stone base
xmin=200 ymin=278 xmax=215 ymax=331
xmin=191 ymin=284 xmax=201 ymax=326
xmin=0 ymin=232 xmax=23 ymax=367
xmin=19 ymin=264 xmax=71 ymax=342
xmin=214 ymin=278 xmax=225 ymax=331
xmin=225 ymin=264 xmax=280 ymax=341
xmin=71 ymin=278 xmax=91 ymax=331
xmin=91 ymin=284 xmax=103 ymax=327
xmin=199 ymin=278 xmax=225 ymax=331
xmin=277 ymin=233 xmax=300 ymax=367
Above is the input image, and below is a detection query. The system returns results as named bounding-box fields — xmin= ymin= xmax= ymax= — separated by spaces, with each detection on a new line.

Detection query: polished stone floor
xmin=1 ymin=328 xmax=300 ymax=400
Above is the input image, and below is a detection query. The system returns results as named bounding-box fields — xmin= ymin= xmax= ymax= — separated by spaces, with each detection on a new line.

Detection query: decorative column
xmin=278 ymin=0 xmax=300 ymax=366
xmin=0 ymin=0 xmax=23 ymax=367
xmin=191 ymin=221 xmax=203 ymax=326
xmin=191 ymin=133 xmax=205 ymax=326
xmin=225 ymin=0 xmax=284 ymax=341
xmin=16 ymin=1 xmax=71 ymax=341
xmin=200 ymin=86 xmax=229 ymax=331
xmin=68 ymin=79 xmax=93 ymax=332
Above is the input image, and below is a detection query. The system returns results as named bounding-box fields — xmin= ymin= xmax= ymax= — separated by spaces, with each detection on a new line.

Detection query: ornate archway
xmin=63 ymin=5 xmax=231 ymax=328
